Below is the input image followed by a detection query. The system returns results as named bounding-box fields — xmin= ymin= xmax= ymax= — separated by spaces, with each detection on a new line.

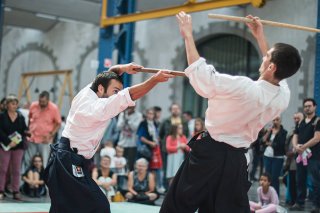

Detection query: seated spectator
xmin=21 ymin=154 xmax=46 ymax=197
xmin=92 ymin=155 xmax=117 ymax=201
xmin=249 ymin=173 xmax=279 ymax=213
xmin=100 ymin=141 xmax=116 ymax=168
xmin=125 ymin=158 xmax=157 ymax=204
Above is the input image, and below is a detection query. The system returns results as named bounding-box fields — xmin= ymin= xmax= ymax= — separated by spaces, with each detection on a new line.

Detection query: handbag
xmin=137 ymin=144 xmax=152 ymax=160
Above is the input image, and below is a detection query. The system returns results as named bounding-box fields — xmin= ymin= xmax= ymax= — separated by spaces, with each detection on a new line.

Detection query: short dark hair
xmin=183 ymin=111 xmax=193 ymax=117
xmin=153 ymin=106 xmax=162 ymax=112
xmin=90 ymin=71 xmax=122 ymax=93
xmin=261 ymin=172 xmax=272 ymax=183
xmin=270 ymin=43 xmax=301 ymax=81
xmin=39 ymin=91 xmax=50 ymax=99
xmin=303 ymin=98 xmax=317 ymax=106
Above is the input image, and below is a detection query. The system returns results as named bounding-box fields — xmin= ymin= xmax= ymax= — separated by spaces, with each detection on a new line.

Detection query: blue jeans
xmin=308 ymin=159 xmax=320 ymax=208
xmin=263 ymin=156 xmax=284 ymax=195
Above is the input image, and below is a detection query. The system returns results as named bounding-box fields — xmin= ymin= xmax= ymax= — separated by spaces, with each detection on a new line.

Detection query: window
xmin=182 ymin=34 xmax=260 ymax=117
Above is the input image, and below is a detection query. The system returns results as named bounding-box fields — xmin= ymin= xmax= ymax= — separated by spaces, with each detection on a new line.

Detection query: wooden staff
xmin=208 ymin=14 xmax=320 ymax=33
xmin=134 ymin=68 xmax=186 ymax=77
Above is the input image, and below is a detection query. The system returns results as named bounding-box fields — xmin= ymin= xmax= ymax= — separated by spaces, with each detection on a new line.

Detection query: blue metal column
xmin=97 ymin=0 xmax=115 ymax=73
xmin=98 ymin=0 xmax=136 ymax=88
xmin=0 ymin=0 xmax=4 ymax=69
xmin=315 ymin=0 xmax=320 ymax=114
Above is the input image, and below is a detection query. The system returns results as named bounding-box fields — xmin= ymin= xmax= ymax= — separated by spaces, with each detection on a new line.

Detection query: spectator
xmin=159 ymin=103 xmax=188 ymax=187
xmin=250 ymin=128 xmax=266 ymax=181
xmin=100 ymin=141 xmax=116 ymax=168
xmin=117 ymin=106 xmax=143 ymax=171
xmin=249 ymin=173 xmax=279 ymax=213
xmin=291 ymin=98 xmax=320 ymax=212
xmin=193 ymin=117 xmax=205 ymax=136
xmin=137 ymin=108 xmax=165 ymax=193
xmin=153 ymin=106 xmax=162 ymax=127
xmin=0 ymin=97 xmax=6 ymax=112
xmin=25 ymin=91 xmax=61 ymax=168
xmin=113 ymin=146 xmax=128 ymax=192
xmin=183 ymin=111 xmax=195 ymax=139
xmin=262 ymin=116 xmax=287 ymax=195
xmin=0 ymin=95 xmax=28 ymax=200
xmin=166 ymin=124 xmax=189 ymax=185
xmin=284 ymin=112 xmax=303 ymax=205
xmin=125 ymin=158 xmax=157 ymax=204
xmin=92 ymin=155 xmax=117 ymax=202
xmin=102 ymin=117 xmax=120 ymax=146
xmin=21 ymin=154 xmax=46 ymax=197
xmin=56 ymin=116 xmax=66 ymax=141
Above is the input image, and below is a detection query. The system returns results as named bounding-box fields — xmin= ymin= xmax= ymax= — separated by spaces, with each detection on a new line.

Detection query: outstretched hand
xmin=246 ymin=15 xmax=264 ymax=39
xmin=152 ymin=70 xmax=175 ymax=82
xmin=176 ymin=11 xmax=193 ymax=39
xmin=122 ymin=63 xmax=143 ymax=75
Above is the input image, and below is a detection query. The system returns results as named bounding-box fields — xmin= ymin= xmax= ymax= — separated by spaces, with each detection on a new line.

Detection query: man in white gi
xmin=44 ymin=63 xmax=174 ymax=213
xmin=160 ymin=12 xmax=301 ymax=213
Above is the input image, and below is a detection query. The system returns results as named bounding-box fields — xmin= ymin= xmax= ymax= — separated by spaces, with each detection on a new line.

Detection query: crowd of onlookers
xmin=0 ymin=92 xmax=319 ymax=212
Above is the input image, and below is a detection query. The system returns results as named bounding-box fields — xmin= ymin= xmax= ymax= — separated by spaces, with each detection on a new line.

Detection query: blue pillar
xmin=315 ymin=0 xmax=320 ymax=114
xmin=0 ymin=0 xmax=4 ymax=68
xmin=98 ymin=0 xmax=135 ymax=88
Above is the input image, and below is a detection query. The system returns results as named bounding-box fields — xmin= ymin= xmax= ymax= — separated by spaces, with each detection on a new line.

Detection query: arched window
xmin=182 ymin=34 xmax=260 ymax=117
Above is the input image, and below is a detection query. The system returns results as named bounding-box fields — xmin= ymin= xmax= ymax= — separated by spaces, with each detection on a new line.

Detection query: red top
xmin=166 ymin=135 xmax=190 ymax=153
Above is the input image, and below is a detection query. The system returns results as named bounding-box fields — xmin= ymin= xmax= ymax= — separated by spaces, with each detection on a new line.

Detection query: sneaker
xmin=157 ymin=187 xmax=166 ymax=194
xmin=13 ymin=192 xmax=22 ymax=200
xmin=289 ymin=203 xmax=304 ymax=211
xmin=311 ymin=207 xmax=320 ymax=213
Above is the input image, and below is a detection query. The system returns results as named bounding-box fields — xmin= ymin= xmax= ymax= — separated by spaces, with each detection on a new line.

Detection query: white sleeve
xmin=79 ymin=88 xmax=135 ymax=122
xmin=185 ymin=57 xmax=254 ymax=99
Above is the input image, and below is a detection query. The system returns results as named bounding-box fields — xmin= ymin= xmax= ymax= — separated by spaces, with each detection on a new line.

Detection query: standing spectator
xmin=26 ymin=91 xmax=61 ymax=167
xmin=113 ymin=146 xmax=128 ymax=192
xmin=137 ymin=108 xmax=165 ymax=193
xmin=117 ymin=106 xmax=143 ymax=171
xmin=18 ymin=102 xmax=30 ymax=126
xmin=183 ymin=111 xmax=195 ymax=139
xmin=159 ymin=103 xmax=188 ymax=187
xmin=193 ymin=117 xmax=205 ymax=136
xmin=153 ymin=106 xmax=162 ymax=127
xmin=262 ymin=116 xmax=287 ymax=195
xmin=250 ymin=128 xmax=266 ymax=181
xmin=21 ymin=154 xmax=46 ymax=197
xmin=284 ymin=112 xmax=303 ymax=205
xmin=0 ymin=95 xmax=28 ymax=200
xmin=125 ymin=158 xmax=157 ymax=204
xmin=0 ymin=98 xmax=6 ymax=112
xmin=166 ymin=124 xmax=189 ymax=185
xmin=56 ymin=116 xmax=66 ymax=141
xmin=102 ymin=117 xmax=120 ymax=146
xmin=92 ymin=155 xmax=117 ymax=202
xmin=291 ymin=98 xmax=320 ymax=212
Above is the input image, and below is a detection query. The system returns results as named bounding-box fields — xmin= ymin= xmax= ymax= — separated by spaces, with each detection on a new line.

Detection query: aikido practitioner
xmin=160 ymin=12 xmax=301 ymax=213
xmin=44 ymin=63 xmax=175 ymax=213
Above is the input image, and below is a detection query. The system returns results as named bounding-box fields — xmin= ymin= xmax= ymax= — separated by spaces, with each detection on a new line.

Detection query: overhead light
xmin=58 ymin=17 xmax=82 ymax=24
xmin=35 ymin=13 xmax=57 ymax=20
xmin=4 ymin=7 xmax=12 ymax=12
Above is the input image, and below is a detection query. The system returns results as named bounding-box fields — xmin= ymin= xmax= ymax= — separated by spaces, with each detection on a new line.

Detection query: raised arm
xmin=246 ymin=15 xmax=269 ymax=56
xmin=176 ymin=11 xmax=200 ymax=66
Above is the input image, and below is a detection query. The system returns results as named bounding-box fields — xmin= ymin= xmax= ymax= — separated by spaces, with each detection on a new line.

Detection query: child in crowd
xmin=21 ymin=154 xmax=46 ymax=197
xmin=249 ymin=173 xmax=279 ymax=213
xmin=113 ymin=146 xmax=127 ymax=175
xmin=100 ymin=141 xmax=116 ymax=169
xmin=166 ymin=124 xmax=189 ymax=185
xmin=193 ymin=118 xmax=205 ymax=136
